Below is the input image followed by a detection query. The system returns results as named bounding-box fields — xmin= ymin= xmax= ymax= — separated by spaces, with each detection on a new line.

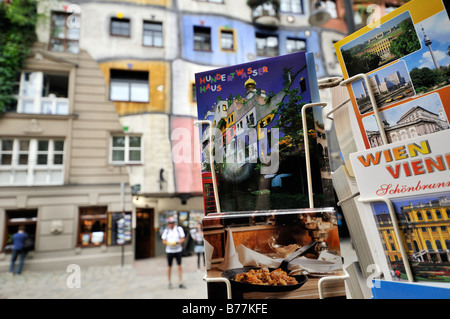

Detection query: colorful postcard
xmin=195 ymin=52 xmax=333 ymax=212
xmin=350 ymin=129 xmax=450 ymax=282
xmin=335 ymin=0 xmax=450 ymax=149
xmin=202 ymin=208 xmax=345 ymax=299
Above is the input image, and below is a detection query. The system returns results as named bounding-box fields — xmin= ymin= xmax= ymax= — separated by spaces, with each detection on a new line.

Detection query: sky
xmin=402 ymin=10 xmax=450 ymax=70
xmin=371 ymin=192 xmax=450 ymax=215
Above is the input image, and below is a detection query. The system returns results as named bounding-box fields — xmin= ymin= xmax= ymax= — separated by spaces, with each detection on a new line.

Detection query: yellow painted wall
xmin=99 ymin=60 xmax=170 ymax=116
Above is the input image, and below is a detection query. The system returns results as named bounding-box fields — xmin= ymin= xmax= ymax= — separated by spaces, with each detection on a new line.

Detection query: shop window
xmin=194 ymin=26 xmax=211 ymax=51
xmin=110 ymin=17 xmax=130 ymax=37
xmin=78 ymin=206 xmax=107 ymax=246
xmin=110 ymin=135 xmax=142 ymax=164
xmin=3 ymin=209 xmax=37 ymax=252
xmin=110 ymin=69 xmax=149 ymax=102
xmin=256 ymin=33 xmax=278 ymax=57
xmin=16 ymin=71 xmax=69 ymax=115
xmin=143 ymin=21 xmax=163 ymax=47
xmin=50 ymin=11 xmax=80 ymax=54
xmin=0 ymin=138 xmax=65 ymax=186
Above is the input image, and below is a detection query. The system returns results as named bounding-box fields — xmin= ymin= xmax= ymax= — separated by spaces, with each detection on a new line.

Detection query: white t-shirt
xmin=161 ymin=226 xmax=185 ymax=253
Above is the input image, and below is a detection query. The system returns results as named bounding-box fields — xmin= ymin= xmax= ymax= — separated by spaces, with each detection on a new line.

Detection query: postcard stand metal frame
xmin=331 ymin=74 xmax=414 ymax=283
xmin=194 ymin=77 xmax=345 ymax=298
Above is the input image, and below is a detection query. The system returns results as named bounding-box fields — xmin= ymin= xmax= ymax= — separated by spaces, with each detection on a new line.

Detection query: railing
xmin=17 ymin=97 xmax=69 ymax=115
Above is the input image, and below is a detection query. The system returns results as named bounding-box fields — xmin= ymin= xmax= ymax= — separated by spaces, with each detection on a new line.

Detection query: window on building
xmin=192 ymin=83 xmax=197 ymax=102
xmin=220 ymin=29 xmax=235 ymax=51
xmin=280 ymin=0 xmax=303 ymax=14
xmin=50 ymin=11 xmax=80 ymax=54
xmin=16 ymin=72 xmax=69 ymax=115
xmin=321 ymin=0 xmax=337 ymax=19
xmin=3 ymin=209 xmax=37 ymax=252
xmin=78 ymin=206 xmax=107 ymax=246
xmin=436 ymin=210 xmax=442 ymax=219
xmin=0 ymin=139 xmax=64 ymax=186
xmin=194 ymin=26 xmax=212 ymax=51
xmin=110 ymin=70 xmax=149 ymax=102
xmin=286 ymin=37 xmax=306 ymax=53
xmin=143 ymin=21 xmax=163 ymax=47
xmin=256 ymin=33 xmax=278 ymax=57
xmin=110 ymin=135 xmax=142 ymax=164
xmin=110 ymin=17 xmax=131 ymax=37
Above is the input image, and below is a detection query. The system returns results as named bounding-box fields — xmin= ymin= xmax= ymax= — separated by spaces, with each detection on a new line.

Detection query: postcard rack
xmin=194 ymin=72 xmax=425 ymax=298
xmin=193 ymin=76 xmax=354 ymax=299
xmin=334 ymin=74 xmax=415 ymax=284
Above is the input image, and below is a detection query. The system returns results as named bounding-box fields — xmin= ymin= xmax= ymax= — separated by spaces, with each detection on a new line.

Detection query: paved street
xmin=0 ymin=254 xmax=207 ymax=299
xmin=0 ymin=238 xmax=357 ymax=299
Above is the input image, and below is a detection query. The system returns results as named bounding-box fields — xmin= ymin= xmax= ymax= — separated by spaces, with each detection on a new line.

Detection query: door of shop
xmin=135 ymin=208 xmax=154 ymax=259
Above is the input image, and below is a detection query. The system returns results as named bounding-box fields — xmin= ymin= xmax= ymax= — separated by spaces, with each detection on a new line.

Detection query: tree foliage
xmin=341 ymin=49 xmax=381 ymax=77
xmin=389 ymin=19 xmax=421 ymax=58
xmin=273 ymin=67 xmax=316 ymax=157
xmin=410 ymin=66 xmax=450 ymax=93
xmin=0 ymin=0 xmax=38 ymax=113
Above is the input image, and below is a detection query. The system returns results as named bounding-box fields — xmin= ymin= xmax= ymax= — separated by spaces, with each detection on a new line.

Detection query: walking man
xmin=161 ymin=217 xmax=186 ymax=288
xmin=9 ymin=225 xmax=29 ymax=275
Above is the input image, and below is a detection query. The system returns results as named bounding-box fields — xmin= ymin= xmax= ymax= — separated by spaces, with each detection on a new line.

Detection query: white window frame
xmin=16 ymin=71 xmax=69 ymax=115
xmin=109 ymin=71 xmax=149 ymax=103
xmin=280 ymin=0 xmax=304 ymax=14
xmin=110 ymin=135 xmax=143 ymax=165
xmin=256 ymin=33 xmax=279 ymax=57
xmin=0 ymin=138 xmax=65 ymax=186
xmin=143 ymin=21 xmax=163 ymax=47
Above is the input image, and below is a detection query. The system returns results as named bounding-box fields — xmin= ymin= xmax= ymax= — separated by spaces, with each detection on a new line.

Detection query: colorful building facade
xmin=1 ymin=0 xmax=409 ymax=268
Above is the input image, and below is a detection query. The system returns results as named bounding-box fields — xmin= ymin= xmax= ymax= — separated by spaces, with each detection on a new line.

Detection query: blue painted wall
xmin=182 ymin=15 xmax=325 ymax=77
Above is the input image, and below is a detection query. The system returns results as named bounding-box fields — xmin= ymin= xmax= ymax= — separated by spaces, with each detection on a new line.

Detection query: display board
xmin=107 ymin=212 xmax=132 ymax=246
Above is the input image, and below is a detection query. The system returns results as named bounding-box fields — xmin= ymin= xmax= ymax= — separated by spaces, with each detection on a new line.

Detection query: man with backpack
xmin=161 ymin=217 xmax=186 ymax=289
